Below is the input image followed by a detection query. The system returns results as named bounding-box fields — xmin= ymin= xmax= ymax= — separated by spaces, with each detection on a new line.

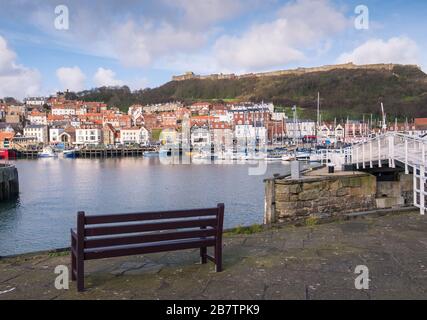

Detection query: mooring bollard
xmin=291 ymin=161 xmax=301 ymax=179
xmin=328 ymin=163 xmax=335 ymax=174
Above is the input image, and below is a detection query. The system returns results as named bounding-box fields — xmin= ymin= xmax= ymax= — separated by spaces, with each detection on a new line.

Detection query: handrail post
xmin=378 ymin=137 xmax=382 ymax=168
xmin=423 ymin=143 xmax=426 ymax=165
xmin=369 ymin=140 xmax=373 ymax=168
xmin=421 ymin=166 xmax=425 ymax=215
xmin=414 ymin=166 xmax=418 ymax=209
xmin=362 ymin=140 xmax=366 ymax=169
xmin=356 ymin=146 xmax=359 ymax=169
xmin=405 ymin=139 xmax=409 ymax=174
xmin=391 ymin=135 xmax=396 ymax=168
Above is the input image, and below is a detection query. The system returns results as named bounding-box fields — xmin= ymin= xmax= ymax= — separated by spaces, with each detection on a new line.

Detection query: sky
xmin=0 ymin=0 xmax=426 ymax=99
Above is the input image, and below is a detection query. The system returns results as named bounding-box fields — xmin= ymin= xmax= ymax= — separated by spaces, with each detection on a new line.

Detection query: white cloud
xmin=93 ymin=68 xmax=123 ymax=87
xmin=111 ymin=20 xmax=206 ymax=68
xmin=127 ymin=77 xmax=149 ymax=91
xmin=213 ymin=0 xmax=348 ymax=71
xmin=23 ymin=0 xmax=245 ymax=69
xmin=56 ymin=66 xmax=86 ymax=91
xmin=0 ymin=36 xmax=41 ymax=99
xmin=337 ymin=37 xmax=421 ymax=65
xmin=168 ymin=0 xmax=245 ymax=27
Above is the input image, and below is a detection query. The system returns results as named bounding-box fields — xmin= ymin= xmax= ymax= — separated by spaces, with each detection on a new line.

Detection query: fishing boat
xmin=38 ymin=147 xmax=57 ymax=158
xmin=63 ymin=149 xmax=77 ymax=159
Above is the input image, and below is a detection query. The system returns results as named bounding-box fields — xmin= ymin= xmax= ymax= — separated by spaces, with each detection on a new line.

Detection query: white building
xmin=24 ymin=97 xmax=47 ymax=107
xmin=285 ymin=120 xmax=316 ymax=140
xmin=119 ymin=127 xmax=149 ymax=145
xmin=211 ymin=123 xmax=233 ymax=151
xmin=49 ymin=127 xmax=65 ymax=144
xmin=23 ymin=125 xmax=48 ymax=144
xmin=70 ymin=117 xmax=81 ymax=128
xmin=52 ymin=106 xmax=77 ymax=116
xmin=128 ymin=105 xmax=144 ymax=126
xmin=271 ymin=112 xmax=287 ymax=121
xmin=75 ymin=105 xmax=87 ymax=115
xmin=191 ymin=126 xmax=211 ymax=150
xmin=234 ymin=124 xmax=267 ymax=148
xmin=335 ymin=124 xmax=345 ymax=142
xmin=75 ymin=126 xmax=102 ymax=145
xmin=28 ymin=112 xmax=48 ymax=125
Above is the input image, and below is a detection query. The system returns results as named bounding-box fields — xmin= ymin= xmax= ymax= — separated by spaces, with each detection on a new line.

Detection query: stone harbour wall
xmin=0 ymin=164 xmax=19 ymax=201
xmin=265 ymin=173 xmax=377 ymax=224
xmin=376 ymin=173 xmax=413 ymax=206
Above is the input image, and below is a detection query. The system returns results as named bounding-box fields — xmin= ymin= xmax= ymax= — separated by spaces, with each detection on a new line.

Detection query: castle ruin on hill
xmin=172 ymin=62 xmax=421 ymax=82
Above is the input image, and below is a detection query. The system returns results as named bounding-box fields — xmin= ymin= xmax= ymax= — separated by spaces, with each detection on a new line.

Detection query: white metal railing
xmin=347 ymin=132 xmax=426 ymax=215
xmin=316 ymin=148 xmax=352 ymax=168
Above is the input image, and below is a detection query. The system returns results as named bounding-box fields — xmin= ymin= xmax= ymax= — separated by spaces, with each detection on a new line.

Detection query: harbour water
xmin=0 ymin=158 xmax=298 ymax=256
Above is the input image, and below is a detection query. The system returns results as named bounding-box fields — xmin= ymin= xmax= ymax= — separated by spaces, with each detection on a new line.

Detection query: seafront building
xmin=1 ymin=92 xmax=427 ymax=152
xmin=23 ymin=125 xmax=48 ymax=144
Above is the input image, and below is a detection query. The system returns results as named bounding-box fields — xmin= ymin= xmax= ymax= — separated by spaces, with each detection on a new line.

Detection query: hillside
xmin=77 ymin=64 xmax=427 ymax=120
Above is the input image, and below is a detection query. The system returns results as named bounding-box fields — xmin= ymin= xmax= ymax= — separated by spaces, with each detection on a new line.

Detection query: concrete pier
xmin=0 ymin=164 xmax=19 ymax=201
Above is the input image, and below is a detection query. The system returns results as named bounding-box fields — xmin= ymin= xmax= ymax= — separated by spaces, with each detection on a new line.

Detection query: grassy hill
xmin=77 ymin=65 xmax=427 ymax=120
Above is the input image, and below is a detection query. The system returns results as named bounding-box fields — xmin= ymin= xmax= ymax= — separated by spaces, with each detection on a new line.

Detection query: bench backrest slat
xmin=84 ymin=207 xmax=219 ymax=225
xmin=85 ymin=228 xmax=216 ymax=249
xmin=85 ymin=217 xmax=218 ymax=237
xmin=85 ymin=238 xmax=217 ymax=260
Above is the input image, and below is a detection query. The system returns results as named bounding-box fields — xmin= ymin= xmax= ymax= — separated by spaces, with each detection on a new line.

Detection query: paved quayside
xmin=1 ymin=211 xmax=426 ymax=299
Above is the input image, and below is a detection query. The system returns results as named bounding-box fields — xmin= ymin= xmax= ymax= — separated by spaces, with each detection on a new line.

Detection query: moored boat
xmin=281 ymin=153 xmax=296 ymax=162
xmin=143 ymin=151 xmax=159 ymax=157
xmin=63 ymin=149 xmax=77 ymax=159
xmin=38 ymin=147 xmax=57 ymax=158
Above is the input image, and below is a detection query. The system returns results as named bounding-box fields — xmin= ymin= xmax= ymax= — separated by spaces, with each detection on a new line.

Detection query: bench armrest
xmin=71 ymin=228 xmax=77 ymax=240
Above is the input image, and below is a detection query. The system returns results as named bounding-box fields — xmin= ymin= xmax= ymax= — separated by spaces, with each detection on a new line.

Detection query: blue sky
xmin=0 ymin=0 xmax=426 ymax=99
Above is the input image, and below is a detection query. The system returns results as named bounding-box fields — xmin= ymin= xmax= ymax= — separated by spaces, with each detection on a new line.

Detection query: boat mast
xmin=316 ymin=92 xmax=320 ymax=134
xmin=381 ymin=102 xmax=387 ymax=133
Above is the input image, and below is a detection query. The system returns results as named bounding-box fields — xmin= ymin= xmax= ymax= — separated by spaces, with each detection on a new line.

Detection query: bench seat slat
xmin=84 ymin=228 xmax=217 ymax=249
xmin=85 ymin=218 xmax=217 ymax=237
xmin=84 ymin=238 xmax=216 ymax=260
xmin=84 ymin=208 xmax=218 ymax=225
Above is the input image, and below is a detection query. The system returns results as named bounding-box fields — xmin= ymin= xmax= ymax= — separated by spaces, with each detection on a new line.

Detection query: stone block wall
xmin=265 ymin=173 xmax=377 ymax=224
xmin=376 ymin=173 xmax=413 ymax=206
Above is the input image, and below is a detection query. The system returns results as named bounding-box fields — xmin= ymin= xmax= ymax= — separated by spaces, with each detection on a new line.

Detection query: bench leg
xmin=71 ymin=251 xmax=76 ymax=281
xmin=200 ymin=247 xmax=207 ymax=264
xmin=76 ymin=211 xmax=85 ymax=292
xmin=215 ymin=243 xmax=222 ymax=272
xmin=76 ymin=255 xmax=84 ymax=292
xmin=71 ymin=234 xmax=76 ymax=281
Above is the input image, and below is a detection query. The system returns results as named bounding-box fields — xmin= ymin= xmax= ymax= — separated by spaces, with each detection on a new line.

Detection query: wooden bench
xmin=70 ymin=203 xmax=224 ymax=292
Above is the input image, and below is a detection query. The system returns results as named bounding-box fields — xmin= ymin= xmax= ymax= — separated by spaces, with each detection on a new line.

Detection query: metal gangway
xmin=347 ymin=132 xmax=426 ymax=215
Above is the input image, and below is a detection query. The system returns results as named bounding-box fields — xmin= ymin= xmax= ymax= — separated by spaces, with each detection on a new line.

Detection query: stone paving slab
xmin=0 ymin=211 xmax=426 ymax=300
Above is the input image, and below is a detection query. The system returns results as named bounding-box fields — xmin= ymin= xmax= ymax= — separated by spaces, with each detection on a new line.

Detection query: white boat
xmin=38 ymin=147 xmax=57 ymax=158
xmin=282 ymin=153 xmax=296 ymax=162
xmin=295 ymin=152 xmax=311 ymax=161
xmin=265 ymin=150 xmax=284 ymax=162
xmin=143 ymin=151 xmax=159 ymax=157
